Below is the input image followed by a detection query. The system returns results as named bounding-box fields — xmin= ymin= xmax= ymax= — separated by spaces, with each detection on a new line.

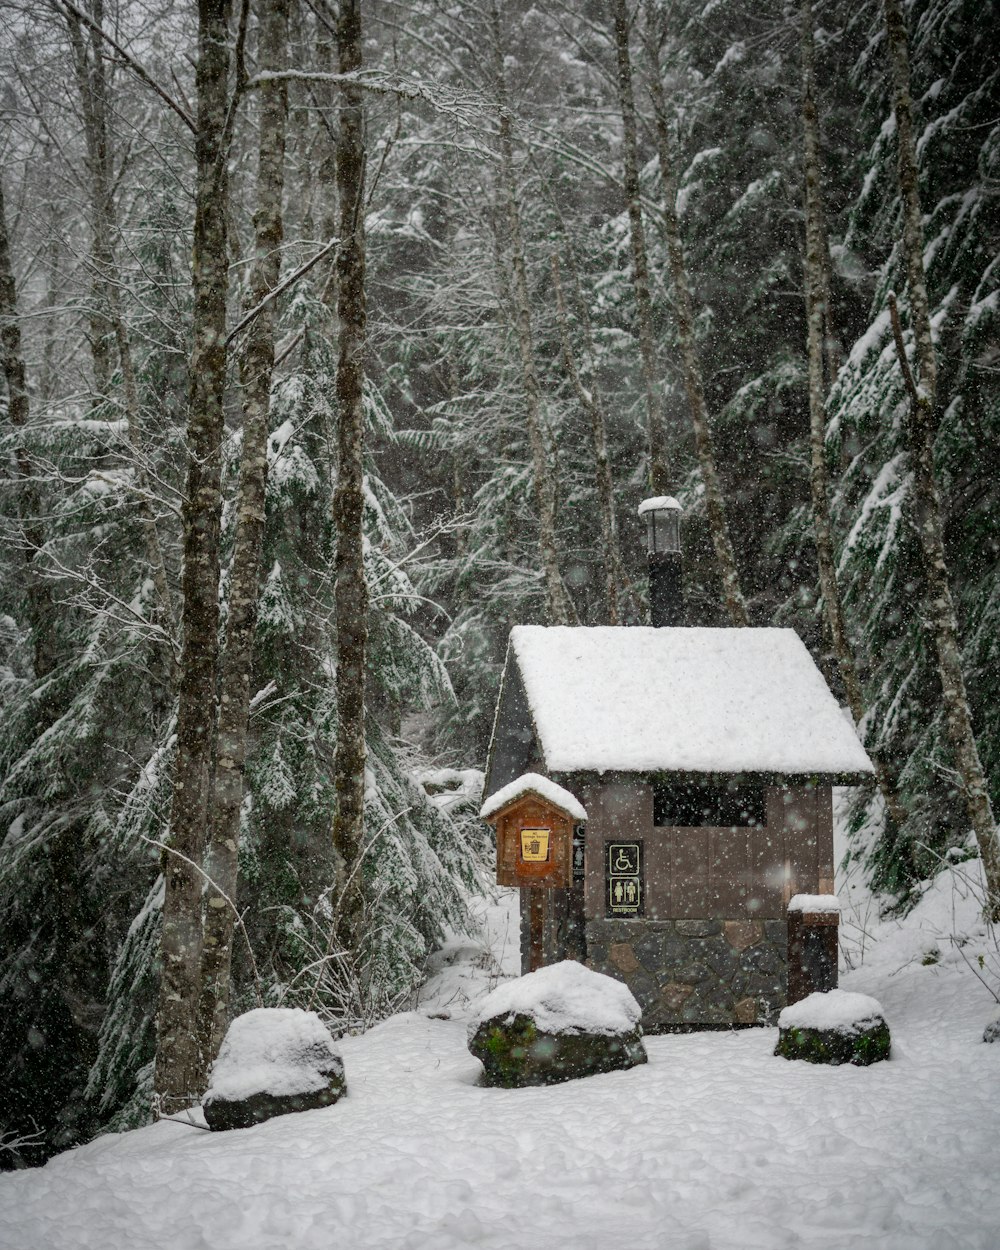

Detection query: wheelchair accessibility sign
xmin=606 ymin=841 xmax=643 ymax=917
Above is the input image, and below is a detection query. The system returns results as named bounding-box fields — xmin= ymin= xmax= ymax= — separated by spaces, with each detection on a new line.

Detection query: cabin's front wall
xmin=575 ymin=778 xmax=833 ymax=1029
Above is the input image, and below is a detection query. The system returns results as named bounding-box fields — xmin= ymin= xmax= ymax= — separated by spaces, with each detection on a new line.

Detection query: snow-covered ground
xmin=3 ymin=837 xmax=999 ymax=1249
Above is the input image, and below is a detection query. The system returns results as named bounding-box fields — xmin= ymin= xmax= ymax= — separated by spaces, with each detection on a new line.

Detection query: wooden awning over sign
xmin=482 ymin=782 xmax=586 ymax=890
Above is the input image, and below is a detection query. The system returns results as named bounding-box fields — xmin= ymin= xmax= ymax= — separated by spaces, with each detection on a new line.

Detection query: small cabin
xmin=481 ymin=621 xmax=874 ymax=1029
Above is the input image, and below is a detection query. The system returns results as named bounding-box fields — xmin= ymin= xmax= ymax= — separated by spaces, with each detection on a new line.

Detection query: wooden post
xmin=787 ymin=898 xmax=839 ymax=1005
xmin=529 ymin=889 xmax=545 ymax=972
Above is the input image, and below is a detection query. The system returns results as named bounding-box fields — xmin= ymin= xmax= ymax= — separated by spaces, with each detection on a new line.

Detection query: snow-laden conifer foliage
xmin=0 ymin=0 xmax=997 ymax=1162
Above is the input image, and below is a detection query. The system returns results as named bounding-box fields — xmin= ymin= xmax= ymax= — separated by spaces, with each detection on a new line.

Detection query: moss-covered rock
xmin=774 ymin=990 xmax=890 ymax=1066
xmin=467 ymin=961 xmax=647 ymax=1088
xmin=203 ymin=1080 xmax=346 ymax=1132
xmin=774 ymin=1019 xmax=891 ymax=1066
xmin=469 ymin=1011 xmax=646 ymax=1088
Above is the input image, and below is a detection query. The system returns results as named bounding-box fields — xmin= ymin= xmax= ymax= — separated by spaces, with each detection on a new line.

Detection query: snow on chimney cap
xmin=638 ymin=496 xmax=682 ymax=516
xmin=788 ymin=893 xmax=841 ymax=914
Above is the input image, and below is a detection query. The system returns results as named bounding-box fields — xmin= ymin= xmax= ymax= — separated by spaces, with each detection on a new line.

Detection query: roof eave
xmin=549 ymin=767 xmax=876 ymax=788
xmin=482 ymin=643 xmax=512 ymax=797
xmin=480 ymin=789 xmax=587 ymax=825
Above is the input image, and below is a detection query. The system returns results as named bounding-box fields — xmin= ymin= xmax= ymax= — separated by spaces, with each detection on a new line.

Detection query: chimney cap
xmin=641 ymin=495 xmax=682 ymax=562
xmin=638 ymin=495 xmax=681 ymax=516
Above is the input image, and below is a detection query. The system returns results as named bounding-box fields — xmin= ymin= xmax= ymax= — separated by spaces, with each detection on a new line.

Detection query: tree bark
xmin=490 ymin=4 xmax=576 ymax=626
xmin=609 ymin=0 xmax=669 ymax=497
xmin=445 ymin=356 xmax=469 ymax=565
xmin=883 ymin=0 xmax=1000 ymax=920
xmin=198 ymin=0 xmax=289 ymax=1064
xmin=331 ymin=0 xmax=370 ymax=953
xmin=316 ymin=35 xmax=340 ymax=315
xmin=643 ymin=35 xmax=748 ymax=627
xmin=816 ymin=200 xmax=841 ymax=393
xmin=76 ymin=0 xmax=113 ymax=399
xmin=0 ymin=175 xmax=58 ymax=682
xmin=154 ymin=0 xmax=232 ymax=1112
xmin=800 ymin=0 xmax=907 ymax=833
xmin=551 ymin=253 xmax=623 ymax=625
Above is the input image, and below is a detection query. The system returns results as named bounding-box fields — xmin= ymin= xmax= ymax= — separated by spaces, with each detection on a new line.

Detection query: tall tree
xmin=490 ymin=1 xmax=576 ymax=626
xmin=198 ymin=0 xmax=290 ymax=1062
xmin=642 ymin=4 xmax=748 ymax=626
xmin=609 ymin=0 xmax=669 ymax=496
xmin=64 ymin=0 xmax=177 ymax=677
xmin=882 ymin=0 xmax=1000 ymax=919
xmin=799 ymin=0 xmax=906 ymax=831
xmin=330 ymin=0 xmax=370 ymax=953
xmin=0 ymin=175 xmax=58 ymax=682
xmin=551 ymin=252 xmax=623 ymax=625
xmin=154 ymin=0 xmax=233 ymax=1112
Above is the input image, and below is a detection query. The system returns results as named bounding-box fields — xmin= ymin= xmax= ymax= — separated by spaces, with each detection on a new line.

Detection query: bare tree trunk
xmin=198 ymin=0 xmax=289 ymax=1063
xmin=800 ymin=0 xmax=907 ymax=833
xmin=331 ymin=0 xmax=370 ymax=953
xmin=445 ymin=356 xmax=469 ymax=565
xmin=643 ymin=40 xmax=748 ymax=626
xmin=816 ymin=204 xmax=841 ymax=392
xmin=65 ymin=1 xmax=177 ymax=666
xmin=883 ymin=0 xmax=1000 ymax=920
xmin=316 ymin=35 xmax=340 ymax=314
xmin=0 ymin=176 xmax=58 ymax=682
xmin=883 ymin=0 xmax=937 ymax=407
xmin=609 ymin=0 xmax=669 ymax=496
xmin=551 ymin=253 xmax=623 ymax=625
xmin=154 ymin=0 xmax=232 ymax=1113
xmin=38 ymin=192 xmax=63 ymax=406
xmin=76 ymin=0 xmax=112 ymax=398
xmin=490 ymin=4 xmax=576 ymax=627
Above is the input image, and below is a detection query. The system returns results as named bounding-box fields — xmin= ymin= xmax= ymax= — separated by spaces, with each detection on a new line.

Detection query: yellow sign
xmin=520 ymin=827 xmax=551 ymax=862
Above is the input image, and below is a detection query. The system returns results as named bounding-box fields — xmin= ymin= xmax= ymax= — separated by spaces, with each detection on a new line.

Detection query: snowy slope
xmin=3 ymin=867 xmax=999 ymax=1250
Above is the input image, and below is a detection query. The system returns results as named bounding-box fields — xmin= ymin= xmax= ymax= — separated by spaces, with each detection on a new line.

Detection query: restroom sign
xmin=572 ymin=825 xmax=586 ymax=883
xmin=606 ymin=841 xmax=643 ymax=917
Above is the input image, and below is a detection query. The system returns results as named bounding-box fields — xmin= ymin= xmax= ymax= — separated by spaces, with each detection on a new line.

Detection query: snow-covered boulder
xmin=467 ymin=960 xmax=646 ymax=1088
xmin=416 ymin=767 xmax=484 ymax=816
xmin=203 ymin=1008 xmax=346 ymax=1131
xmin=984 ymin=1009 xmax=1000 ymax=1044
xmin=775 ymin=990 xmax=891 ymax=1067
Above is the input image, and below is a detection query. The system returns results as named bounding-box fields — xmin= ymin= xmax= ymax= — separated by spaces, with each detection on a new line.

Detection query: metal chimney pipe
xmin=639 ymin=497 xmax=683 ymax=627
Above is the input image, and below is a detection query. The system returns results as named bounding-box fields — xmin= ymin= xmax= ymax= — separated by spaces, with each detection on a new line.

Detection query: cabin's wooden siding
xmin=579 ymin=781 xmax=833 ymax=922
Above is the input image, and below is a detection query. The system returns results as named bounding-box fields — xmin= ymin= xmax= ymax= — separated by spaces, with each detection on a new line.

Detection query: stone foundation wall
xmin=585 ymin=918 xmax=788 ymax=1029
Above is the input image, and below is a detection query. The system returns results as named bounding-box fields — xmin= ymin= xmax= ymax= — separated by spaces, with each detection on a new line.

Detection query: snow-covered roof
xmin=480 ymin=772 xmax=588 ymax=823
xmin=506 ymin=626 xmax=874 ymax=777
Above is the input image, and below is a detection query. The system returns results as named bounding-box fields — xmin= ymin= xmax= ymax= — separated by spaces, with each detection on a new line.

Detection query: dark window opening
xmin=653 ymin=780 xmax=765 ymax=828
